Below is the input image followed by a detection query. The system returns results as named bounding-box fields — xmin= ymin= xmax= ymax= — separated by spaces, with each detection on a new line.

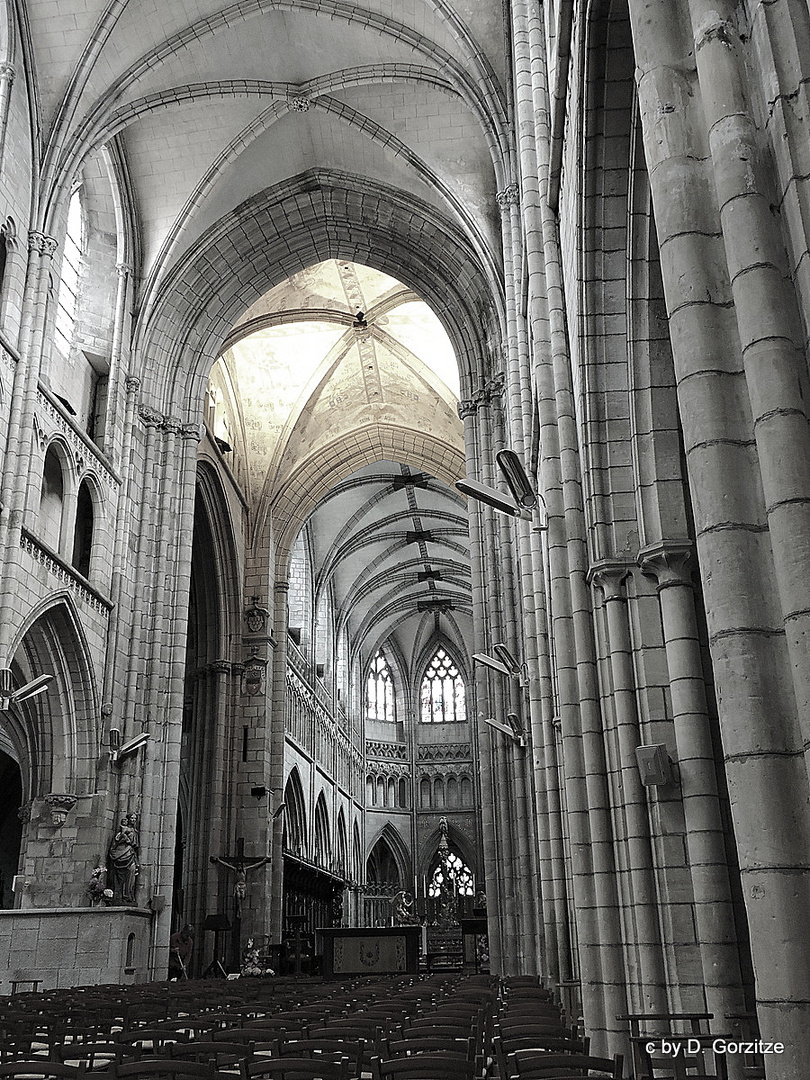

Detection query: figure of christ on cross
xmin=210 ymin=838 xmax=270 ymax=920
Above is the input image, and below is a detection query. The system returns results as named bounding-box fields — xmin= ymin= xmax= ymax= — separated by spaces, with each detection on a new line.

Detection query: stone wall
xmin=0 ymin=907 xmax=153 ymax=991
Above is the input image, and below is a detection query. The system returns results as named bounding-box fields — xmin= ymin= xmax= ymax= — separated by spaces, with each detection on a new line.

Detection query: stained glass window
xmin=366 ymin=649 xmax=394 ymax=722
xmin=428 ymin=851 xmax=475 ymax=897
xmin=420 ymin=647 xmax=465 ymax=723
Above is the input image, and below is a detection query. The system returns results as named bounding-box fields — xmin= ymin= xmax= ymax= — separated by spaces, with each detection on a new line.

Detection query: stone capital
xmin=125 ymin=376 xmax=141 ymax=394
xmin=115 ymin=262 xmax=132 ymax=278
xmin=638 ymin=541 xmax=694 ymax=590
xmin=457 ymin=398 xmax=478 ymax=419
xmin=179 ymin=422 xmax=204 ymax=441
xmin=45 ymin=792 xmax=77 ymax=827
xmin=138 ymin=404 xmax=165 ymax=428
xmin=589 ymin=561 xmax=632 ymax=600
xmin=163 ymin=415 xmax=183 ymax=436
xmin=28 ymin=231 xmax=58 ymax=257
xmin=496 ymin=184 xmax=519 ymax=210
xmin=0 ymin=61 xmax=16 ymax=82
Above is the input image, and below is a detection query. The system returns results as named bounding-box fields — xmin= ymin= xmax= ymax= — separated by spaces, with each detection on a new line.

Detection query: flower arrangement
xmin=240 ymin=938 xmax=274 ymax=977
xmin=88 ymin=866 xmax=114 ymax=906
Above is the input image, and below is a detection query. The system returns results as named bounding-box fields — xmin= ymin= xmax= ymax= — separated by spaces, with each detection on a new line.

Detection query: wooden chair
xmin=239 ymin=1058 xmax=350 ymax=1080
xmin=56 ymin=1043 xmax=144 ymax=1069
xmin=275 ymin=1037 xmax=365 ymax=1077
xmin=380 ymin=1036 xmax=476 ymax=1061
xmin=503 ymin=1051 xmax=624 ymax=1079
xmin=492 ymin=1028 xmax=591 ymax=1071
xmin=168 ymin=1042 xmax=254 ymax=1069
xmin=106 ymin=1061 xmax=221 ymax=1080
xmin=116 ymin=1029 xmax=190 ymax=1053
xmin=369 ymin=1054 xmax=479 ymax=1080
xmin=0 ymin=1066 xmax=88 ymax=1080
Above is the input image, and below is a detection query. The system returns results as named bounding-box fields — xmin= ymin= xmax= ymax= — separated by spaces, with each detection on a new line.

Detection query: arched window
xmin=336 ymin=810 xmax=348 ymax=877
xmin=39 ymin=445 xmax=65 ymax=552
xmin=72 ymin=480 xmax=94 ymax=578
xmin=314 ymin=793 xmax=330 ymax=868
xmin=283 ymin=770 xmax=306 ymax=857
xmin=428 ymin=849 xmax=475 ymax=898
xmin=420 ymin=647 xmax=466 ymax=723
xmin=54 ymin=189 xmax=84 ymax=359
xmin=287 ymin=530 xmax=310 ymax=647
xmin=0 ymin=225 xmax=8 ymax=301
xmin=366 ymin=649 xmax=394 ymax=722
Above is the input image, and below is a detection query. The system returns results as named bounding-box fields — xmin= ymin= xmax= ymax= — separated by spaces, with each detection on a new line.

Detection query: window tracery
xmin=366 ymin=649 xmax=394 ymax=722
xmin=428 ymin=850 xmax=475 ymax=897
xmin=420 ymin=647 xmax=465 ymax=723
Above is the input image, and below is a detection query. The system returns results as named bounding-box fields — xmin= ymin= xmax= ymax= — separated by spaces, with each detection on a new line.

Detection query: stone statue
xmin=391 ymin=889 xmax=417 ymax=924
xmin=108 ymin=815 xmax=139 ymax=904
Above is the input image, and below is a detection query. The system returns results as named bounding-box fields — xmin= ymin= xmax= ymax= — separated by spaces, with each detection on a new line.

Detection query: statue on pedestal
xmin=108 ymin=815 xmax=139 ymax=905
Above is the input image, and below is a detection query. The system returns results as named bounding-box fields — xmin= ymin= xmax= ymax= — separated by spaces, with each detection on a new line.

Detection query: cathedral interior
xmin=0 ymin=0 xmax=809 ymax=1076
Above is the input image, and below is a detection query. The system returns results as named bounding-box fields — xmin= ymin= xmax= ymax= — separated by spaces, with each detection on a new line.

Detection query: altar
xmin=318 ymin=926 xmax=421 ymax=976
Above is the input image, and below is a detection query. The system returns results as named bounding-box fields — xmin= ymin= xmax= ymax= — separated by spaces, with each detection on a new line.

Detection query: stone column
xmin=459 ymin=392 xmax=503 ymax=972
xmin=0 ymin=61 xmax=15 ymax=172
xmin=640 ymin=543 xmax=748 ymax=1067
xmin=627 ymin=0 xmax=810 ymax=1058
xmin=132 ymin=410 xmax=200 ymax=976
xmin=592 ymin=564 xmax=668 ymax=1013
xmin=0 ymin=232 xmax=58 ymax=657
xmin=268 ymin=576 xmax=290 ymax=945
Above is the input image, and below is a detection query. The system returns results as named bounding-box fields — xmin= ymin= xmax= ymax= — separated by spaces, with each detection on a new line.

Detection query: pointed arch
xmin=417 ymin=821 xmax=477 ymax=882
xmin=352 ymin=820 xmax=362 ymax=885
xmin=336 ymin=807 xmax=348 ymax=878
xmin=365 ymin=822 xmax=411 ymax=887
xmin=365 ymin=647 xmax=394 ymax=723
xmin=283 ymin=767 xmax=307 ymax=858
xmin=314 ymin=791 xmax=331 ymax=869
xmin=8 ymin=594 xmax=99 ymax=800
xmin=287 ymin=526 xmax=312 ymax=649
xmin=38 ymin=441 xmax=69 ymax=554
xmin=418 ymin=643 xmax=466 ymax=724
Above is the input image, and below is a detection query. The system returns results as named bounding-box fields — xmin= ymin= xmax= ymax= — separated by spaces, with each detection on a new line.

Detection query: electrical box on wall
xmin=635 ymin=744 xmax=674 ymax=787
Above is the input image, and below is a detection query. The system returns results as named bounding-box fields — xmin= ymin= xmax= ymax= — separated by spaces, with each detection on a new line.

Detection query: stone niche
xmin=0 ymin=906 xmax=152 ymax=991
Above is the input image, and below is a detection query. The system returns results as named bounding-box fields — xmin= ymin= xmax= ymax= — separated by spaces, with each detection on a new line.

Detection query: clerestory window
xmin=54 ymin=189 xmax=84 ymax=359
xmin=420 ymin=647 xmax=465 ymax=723
xmin=366 ymin=649 xmax=394 ymax=722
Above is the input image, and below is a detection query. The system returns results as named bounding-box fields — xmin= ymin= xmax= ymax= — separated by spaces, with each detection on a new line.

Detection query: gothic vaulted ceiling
xmin=208 ymin=259 xmax=472 ymax=667
xmin=26 ymin=0 xmax=509 ymax=330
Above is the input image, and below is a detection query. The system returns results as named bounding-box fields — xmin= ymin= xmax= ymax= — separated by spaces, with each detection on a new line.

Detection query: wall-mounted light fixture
xmin=109 ymin=728 xmax=150 ymax=766
xmin=472 ymin=652 xmax=512 ymax=677
xmin=496 ymin=449 xmax=537 ymax=509
xmin=456 ymin=449 xmax=546 ymax=526
xmin=0 ymin=668 xmax=54 ymax=711
xmin=492 ymin=642 xmax=530 ymax=687
xmin=483 ymin=712 xmax=526 ymax=747
xmin=456 ymin=477 xmax=523 ymax=517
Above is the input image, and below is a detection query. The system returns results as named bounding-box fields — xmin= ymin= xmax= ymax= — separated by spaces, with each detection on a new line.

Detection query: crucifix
xmin=210 ymin=838 xmax=270 ymax=919
xmin=210 ymin=838 xmax=270 ymax=969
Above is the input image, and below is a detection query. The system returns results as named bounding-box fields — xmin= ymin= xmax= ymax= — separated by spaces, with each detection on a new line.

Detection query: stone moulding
xmin=20 ymin=528 xmax=113 ymax=616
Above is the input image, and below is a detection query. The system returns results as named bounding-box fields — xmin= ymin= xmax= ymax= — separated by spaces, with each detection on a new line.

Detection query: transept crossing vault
xmin=0 ymin=0 xmax=809 ymax=1076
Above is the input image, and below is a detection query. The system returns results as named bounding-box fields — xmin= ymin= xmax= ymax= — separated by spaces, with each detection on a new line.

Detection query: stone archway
xmin=0 ymin=748 xmax=22 ymax=909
